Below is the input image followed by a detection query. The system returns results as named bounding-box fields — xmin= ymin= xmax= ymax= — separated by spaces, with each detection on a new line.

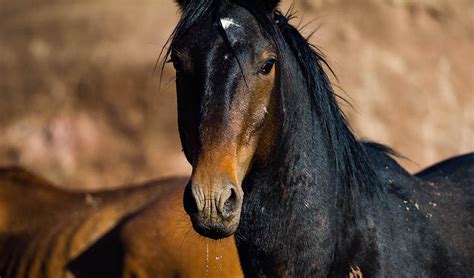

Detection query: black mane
xmin=270 ymin=11 xmax=386 ymax=204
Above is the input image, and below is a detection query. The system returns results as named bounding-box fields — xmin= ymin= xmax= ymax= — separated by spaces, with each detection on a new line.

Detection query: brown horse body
xmin=0 ymin=167 xmax=242 ymax=277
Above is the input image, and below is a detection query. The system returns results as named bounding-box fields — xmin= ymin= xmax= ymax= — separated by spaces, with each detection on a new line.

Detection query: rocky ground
xmin=0 ymin=0 xmax=472 ymax=189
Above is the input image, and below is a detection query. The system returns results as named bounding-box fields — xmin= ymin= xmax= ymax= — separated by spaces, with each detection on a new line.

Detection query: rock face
xmin=0 ymin=0 xmax=472 ymax=189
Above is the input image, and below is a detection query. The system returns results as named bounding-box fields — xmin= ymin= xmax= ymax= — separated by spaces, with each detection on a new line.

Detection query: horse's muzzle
xmin=183 ymin=180 xmax=242 ymax=239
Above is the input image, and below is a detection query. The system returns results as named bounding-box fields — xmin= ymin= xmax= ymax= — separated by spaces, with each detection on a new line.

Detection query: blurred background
xmin=0 ymin=0 xmax=472 ymax=190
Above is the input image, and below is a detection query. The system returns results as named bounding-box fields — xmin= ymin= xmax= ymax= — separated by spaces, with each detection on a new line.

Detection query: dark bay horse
xmin=169 ymin=0 xmax=474 ymax=276
xmin=0 ymin=167 xmax=242 ymax=277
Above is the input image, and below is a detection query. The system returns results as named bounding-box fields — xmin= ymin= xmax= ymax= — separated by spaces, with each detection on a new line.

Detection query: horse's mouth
xmin=189 ymin=215 xmax=240 ymax=240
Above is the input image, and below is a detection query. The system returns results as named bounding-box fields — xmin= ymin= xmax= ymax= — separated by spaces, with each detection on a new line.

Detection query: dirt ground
xmin=0 ymin=0 xmax=472 ymax=190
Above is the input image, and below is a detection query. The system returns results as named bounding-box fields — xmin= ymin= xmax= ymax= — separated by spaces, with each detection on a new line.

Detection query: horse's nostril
xmin=222 ymin=186 xmax=239 ymax=218
xmin=183 ymin=181 xmax=200 ymax=215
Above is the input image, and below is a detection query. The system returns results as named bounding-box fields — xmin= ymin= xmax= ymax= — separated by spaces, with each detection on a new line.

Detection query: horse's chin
xmin=191 ymin=218 xmax=240 ymax=240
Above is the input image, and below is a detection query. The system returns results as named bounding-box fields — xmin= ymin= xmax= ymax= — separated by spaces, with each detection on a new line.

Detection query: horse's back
xmin=0 ymin=166 xmax=184 ymax=277
xmin=415 ymin=152 xmax=474 ymax=186
xmin=0 ymin=167 xmax=242 ymax=277
xmin=0 ymin=166 xmax=78 ymax=233
xmin=0 ymin=166 xmax=171 ymax=232
xmin=414 ymin=154 xmax=473 ymax=274
xmin=0 ymin=166 xmax=87 ymax=277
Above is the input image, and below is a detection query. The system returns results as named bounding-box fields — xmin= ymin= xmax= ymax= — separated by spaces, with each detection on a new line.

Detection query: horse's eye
xmin=259 ymin=59 xmax=276 ymax=75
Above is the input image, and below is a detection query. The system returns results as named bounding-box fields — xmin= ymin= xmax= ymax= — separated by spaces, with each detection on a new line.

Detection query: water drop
xmin=205 ymin=242 xmax=209 ymax=277
xmin=216 ymin=242 xmax=224 ymax=272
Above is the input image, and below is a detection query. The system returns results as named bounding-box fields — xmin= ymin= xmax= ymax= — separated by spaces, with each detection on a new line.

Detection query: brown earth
xmin=0 ymin=0 xmax=472 ymax=190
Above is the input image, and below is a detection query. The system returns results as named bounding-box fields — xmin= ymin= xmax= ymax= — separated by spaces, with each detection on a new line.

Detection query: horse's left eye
xmin=259 ymin=59 xmax=276 ymax=75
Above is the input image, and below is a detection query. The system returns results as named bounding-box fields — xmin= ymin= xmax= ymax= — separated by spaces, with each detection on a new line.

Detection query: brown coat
xmin=0 ymin=167 xmax=242 ymax=277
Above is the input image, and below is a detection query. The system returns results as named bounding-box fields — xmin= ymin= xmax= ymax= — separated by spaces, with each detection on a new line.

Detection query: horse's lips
xmin=189 ymin=214 xmax=240 ymax=240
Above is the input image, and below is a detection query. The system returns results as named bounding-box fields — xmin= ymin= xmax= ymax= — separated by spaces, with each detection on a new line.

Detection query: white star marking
xmin=220 ymin=18 xmax=241 ymax=30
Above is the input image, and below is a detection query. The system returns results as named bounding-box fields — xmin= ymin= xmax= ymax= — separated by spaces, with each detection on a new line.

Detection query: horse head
xmin=170 ymin=0 xmax=282 ymax=239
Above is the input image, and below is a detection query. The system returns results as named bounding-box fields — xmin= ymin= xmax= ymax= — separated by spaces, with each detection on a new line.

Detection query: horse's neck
xmin=237 ymin=47 xmax=441 ymax=274
xmin=239 ymin=93 xmax=366 ymax=275
xmin=238 ymin=76 xmax=434 ymax=275
xmin=241 ymin=135 xmax=432 ymax=276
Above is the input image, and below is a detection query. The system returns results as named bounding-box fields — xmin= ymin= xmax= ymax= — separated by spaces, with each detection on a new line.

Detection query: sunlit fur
xmin=0 ymin=167 xmax=242 ymax=277
xmin=171 ymin=0 xmax=474 ymax=277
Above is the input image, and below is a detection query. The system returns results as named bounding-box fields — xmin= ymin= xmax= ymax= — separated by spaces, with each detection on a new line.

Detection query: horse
xmin=0 ymin=166 xmax=243 ymax=277
xmin=168 ymin=0 xmax=474 ymax=276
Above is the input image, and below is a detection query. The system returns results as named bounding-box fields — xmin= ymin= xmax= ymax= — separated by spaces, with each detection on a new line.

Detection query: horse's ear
xmin=175 ymin=0 xmax=190 ymax=10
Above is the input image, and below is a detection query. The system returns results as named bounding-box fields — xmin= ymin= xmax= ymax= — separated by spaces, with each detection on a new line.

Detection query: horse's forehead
xmin=218 ymin=17 xmax=247 ymax=45
xmin=220 ymin=18 xmax=242 ymax=30
xmin=175 ymin=5 xmax=262 ymax=50
xmin=221 ymin=6 xmax=259 ymax=31
xmin=175 ymin=6 xmax=269 ymax=59
xmin=217 ymin=7 xmax=262 ymax=42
